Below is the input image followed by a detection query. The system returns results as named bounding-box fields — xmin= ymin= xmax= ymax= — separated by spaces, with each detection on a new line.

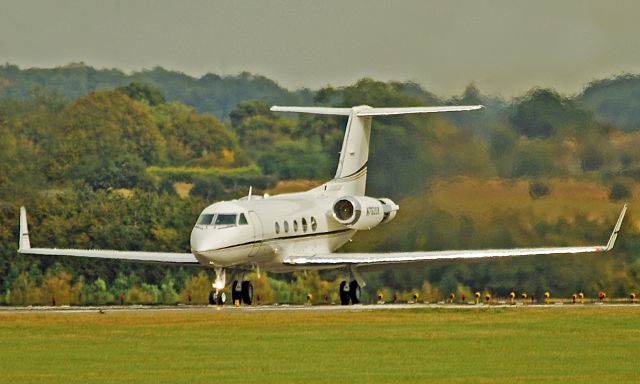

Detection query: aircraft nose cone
xmin=190 ymin=228 xmax=210 ymax=253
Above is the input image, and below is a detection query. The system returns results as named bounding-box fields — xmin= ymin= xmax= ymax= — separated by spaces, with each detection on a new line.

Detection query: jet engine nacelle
xmin=332 ymin=196 xmax=399 ymax=230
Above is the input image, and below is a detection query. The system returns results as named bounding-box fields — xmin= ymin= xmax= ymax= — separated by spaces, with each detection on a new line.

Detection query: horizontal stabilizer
xmin=271 ymin=105 xmax=483 ymax=116
xmin=355 ymin=105 xmax=483 ymax=116
xmin=271 ymin=106 xmax=352 ymax=115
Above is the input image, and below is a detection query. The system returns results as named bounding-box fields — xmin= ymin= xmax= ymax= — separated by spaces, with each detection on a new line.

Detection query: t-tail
xmin=271 ymin=105 xmax=483 ymax=195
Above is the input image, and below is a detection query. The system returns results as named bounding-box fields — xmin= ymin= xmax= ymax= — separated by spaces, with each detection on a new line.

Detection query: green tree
xmin=510 ymin=88 xmax=591 ymax=138
xmin=49 ymin=91 xmax=166 ymax=185
xmin=117 ymin=82 xmax=166 ymax=106
xmin=152 ymin=102 xmax=246 ymax=166
xmin=190 ymin=176 xmax=226 ymax=202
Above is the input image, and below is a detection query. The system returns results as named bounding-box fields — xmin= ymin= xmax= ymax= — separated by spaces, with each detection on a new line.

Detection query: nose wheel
xmin=209 ymin=290 xmax=226 ymax=305
xmin=209 ymin=267 xmax=227 ymax=306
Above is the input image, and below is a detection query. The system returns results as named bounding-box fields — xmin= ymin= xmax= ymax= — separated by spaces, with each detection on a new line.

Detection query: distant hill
xmin=0 ymin=63 xmax=311 ymax=120
xmin=578 ymin=74 xmax=640 ymax=131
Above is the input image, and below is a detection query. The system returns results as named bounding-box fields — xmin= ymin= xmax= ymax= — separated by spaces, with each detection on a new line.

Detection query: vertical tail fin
xmin=332 ymin=107 xmax=372 ymax=195
xmin=271 ymin=104 xmax=482 ymax=196
xmin=272 ymin=105 xmax=371 ymax=195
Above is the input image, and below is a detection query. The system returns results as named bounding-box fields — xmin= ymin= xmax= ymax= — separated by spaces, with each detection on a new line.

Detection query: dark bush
xmin=609 ymin=181 xmax=631 ymax=201
xmin=189 ymin=176 xmax=226 ymax=202
xmin=529 ymin=181 xmax=551 ymax=199
xmin=580 ymin=147 xmax=605 ymax=172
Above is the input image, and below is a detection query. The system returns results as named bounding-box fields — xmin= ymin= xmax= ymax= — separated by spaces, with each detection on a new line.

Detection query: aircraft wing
xmin=17 ymin=207 xmax=200 ymax=266
xmin=283 ymin=205 xmax=627 ymax=269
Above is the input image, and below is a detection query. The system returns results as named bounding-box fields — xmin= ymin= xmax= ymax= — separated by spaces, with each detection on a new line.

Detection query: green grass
xmin=1 ymin=307 xmax=639 ymax=383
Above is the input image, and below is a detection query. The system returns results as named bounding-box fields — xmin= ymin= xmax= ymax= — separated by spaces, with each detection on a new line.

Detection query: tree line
xmin=0 ymin=64 xmax=639 ymax=305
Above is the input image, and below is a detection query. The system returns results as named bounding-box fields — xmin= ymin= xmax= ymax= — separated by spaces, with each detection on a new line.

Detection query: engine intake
xmin=332 ymin=196 xmax=399 ymax=230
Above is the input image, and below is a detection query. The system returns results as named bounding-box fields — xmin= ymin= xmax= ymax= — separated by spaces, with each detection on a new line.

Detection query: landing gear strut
xmin=209 ymin=267 xmax=227 ymax=306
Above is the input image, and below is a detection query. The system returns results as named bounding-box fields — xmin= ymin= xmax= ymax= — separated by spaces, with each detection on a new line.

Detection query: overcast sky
xmin=1 ymin=0 xmax=639 ymax=97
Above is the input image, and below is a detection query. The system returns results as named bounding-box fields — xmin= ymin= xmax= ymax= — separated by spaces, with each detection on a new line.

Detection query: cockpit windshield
xmin=196 ymin=213 xmax=249 ymax=227
xmin=215 ymin=214 xmax=237 ymax=226
xmin=197 ymin=214 xmax=215 ymax=225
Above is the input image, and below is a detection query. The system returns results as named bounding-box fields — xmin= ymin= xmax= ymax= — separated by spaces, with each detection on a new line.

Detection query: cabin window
xmin=302 ymin=218 xmax=308 ymax=232
xmin=311 ymin=217 xmax=317 ymax=231
xmin=275 ymin=222 xmax=280 ymax=234
xmin=293 ymin=220 xmax=299 ymax=232
xmin=215 ymin=214 xmax=237 ymax=226
xmin=284 ymin=221 xmax=290 ymax=233
xmin=239 ymin=213 xmax=248 ymax=225
xmin=197 ymin=214 xmax=215 ymax=225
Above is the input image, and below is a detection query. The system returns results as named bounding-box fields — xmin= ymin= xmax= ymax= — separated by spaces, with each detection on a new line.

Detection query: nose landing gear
xmin=209 ymin=267 xmax=227 ymax=306
xmin=209 ymin=290 xmax=226 ymax=306
xmin=208 ymin=268 xmax=254 ymax=306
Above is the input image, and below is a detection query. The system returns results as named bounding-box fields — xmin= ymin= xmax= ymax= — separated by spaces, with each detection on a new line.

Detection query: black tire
xmin=241 ymin=281 xmax=253 ymax=305
xmin=339 ymin=281 xmax=350 ymax=305
xmin=231 ymin=281 xmax=242 ymax=303
xmin=349 ymin=280 xmax=361 ymax=304
xmin=208 ymin=290 xmax=216 ymax=305
xmin=216 ymin=292 xmax=226 ymax=306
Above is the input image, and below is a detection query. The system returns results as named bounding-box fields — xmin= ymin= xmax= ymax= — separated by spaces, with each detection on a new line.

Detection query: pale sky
xmin=1 ymin=0 xmax=639 ymax=97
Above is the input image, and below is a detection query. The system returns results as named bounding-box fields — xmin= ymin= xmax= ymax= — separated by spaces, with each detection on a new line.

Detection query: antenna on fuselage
xmin=247 ymin=186 xmax=253 ymax=201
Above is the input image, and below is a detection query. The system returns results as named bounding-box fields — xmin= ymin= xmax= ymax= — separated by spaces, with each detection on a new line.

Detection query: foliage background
xmin=1 ymin=63 xmax=639 ymax=305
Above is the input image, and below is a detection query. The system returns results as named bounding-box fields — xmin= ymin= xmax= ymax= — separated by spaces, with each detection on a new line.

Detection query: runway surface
xmin=1 ymin=302 xmax=639 ymax=314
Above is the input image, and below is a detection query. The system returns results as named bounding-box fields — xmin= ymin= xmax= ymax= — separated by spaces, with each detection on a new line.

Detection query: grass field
xmin=1 ymin=307 xmax=639 ymax=383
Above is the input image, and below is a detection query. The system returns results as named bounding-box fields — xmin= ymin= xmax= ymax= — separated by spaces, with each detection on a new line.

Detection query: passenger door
xmin=248 ymin=211 xmax=263 ymax=257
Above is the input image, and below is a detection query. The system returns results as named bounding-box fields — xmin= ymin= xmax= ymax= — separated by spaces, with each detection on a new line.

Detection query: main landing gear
xmin=339 ymin=267 xmax=365 ymax=305
xmin=339 ymin=280 xmax=361 ymax=305
xmin=208 ymin=268 xmax=254 ymax=306
xmin=231 ymin=280 xmax=254 ymax=305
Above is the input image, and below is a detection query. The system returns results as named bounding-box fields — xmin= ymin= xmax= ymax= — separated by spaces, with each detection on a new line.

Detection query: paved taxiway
xmin=1 ymin=302 xmax=638 ymax=314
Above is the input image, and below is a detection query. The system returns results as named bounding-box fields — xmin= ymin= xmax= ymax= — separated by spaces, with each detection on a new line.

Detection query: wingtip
xmin=19 ymin=206 xmax=30 ymax=252
xmin=605 ymin=204 xmax=628 ymax=251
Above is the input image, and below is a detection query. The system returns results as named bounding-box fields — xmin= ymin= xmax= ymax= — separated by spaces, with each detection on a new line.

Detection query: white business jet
xmin=18 ymin=105 xmax=627 ymax=305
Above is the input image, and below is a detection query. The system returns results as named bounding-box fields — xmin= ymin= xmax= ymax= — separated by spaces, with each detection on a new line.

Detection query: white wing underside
xmin=21 ymin=248 xmax=199 ymax=265
xmin=284 ymin=245 xmax=606 ymax=269
xmin=285 ymin=204 xmax=628 ymax=269
xmin=18 ymin=208 xmax=199 ymax=265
